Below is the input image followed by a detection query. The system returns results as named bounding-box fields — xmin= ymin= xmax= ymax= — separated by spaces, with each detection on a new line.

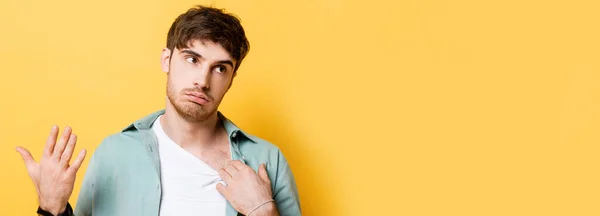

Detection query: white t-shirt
xmin=152 ymin=115 xmax=227 ymax=216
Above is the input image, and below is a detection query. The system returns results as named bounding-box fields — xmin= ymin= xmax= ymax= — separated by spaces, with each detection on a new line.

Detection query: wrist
xmin=249 ymin=202 xmax=278 ymax=216
xmin=39 ymin=201 xmax=67 ymax=215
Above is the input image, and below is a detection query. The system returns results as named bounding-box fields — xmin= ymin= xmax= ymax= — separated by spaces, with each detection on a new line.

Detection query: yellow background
xmin=1 ymin=0 xmax=599 ymax=215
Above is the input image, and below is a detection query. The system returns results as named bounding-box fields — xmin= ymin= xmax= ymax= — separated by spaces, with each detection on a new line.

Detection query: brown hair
xmin=166 ymin=5 xmax=250 ymax=72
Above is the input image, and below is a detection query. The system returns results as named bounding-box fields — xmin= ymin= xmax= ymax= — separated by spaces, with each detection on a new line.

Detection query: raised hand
xmin=16 ymin=125 xmax=87 ymax=215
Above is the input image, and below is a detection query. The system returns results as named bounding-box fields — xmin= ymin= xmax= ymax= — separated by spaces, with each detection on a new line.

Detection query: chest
xmin=155 ymin=137 xmax=230 ymax=215
xmin=182 ymin=139 xmax=231 ymax=171
xmin=156 ymin=133 xmax=231 ymax=172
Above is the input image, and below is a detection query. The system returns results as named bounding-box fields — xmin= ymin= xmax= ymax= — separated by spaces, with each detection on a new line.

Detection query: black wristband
xmin=37 ymin=202 xmax=73 ymax=216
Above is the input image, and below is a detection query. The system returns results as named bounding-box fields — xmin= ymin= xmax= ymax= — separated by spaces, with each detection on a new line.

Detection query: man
xmin=15 ymin=5 xmax=301 ymax=216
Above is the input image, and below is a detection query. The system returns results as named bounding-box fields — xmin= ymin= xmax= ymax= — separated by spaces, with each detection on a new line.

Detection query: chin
xmin=176 ymin=102 xmax=215 ymax=122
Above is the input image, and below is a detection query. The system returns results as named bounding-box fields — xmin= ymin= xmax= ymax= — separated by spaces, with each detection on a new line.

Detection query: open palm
xmin=16 ymin=125 xmax=86 ymax=215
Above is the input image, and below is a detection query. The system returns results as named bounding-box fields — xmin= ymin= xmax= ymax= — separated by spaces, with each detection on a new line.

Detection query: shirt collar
xmin=122 ymin=109 xmax=257 ymax=143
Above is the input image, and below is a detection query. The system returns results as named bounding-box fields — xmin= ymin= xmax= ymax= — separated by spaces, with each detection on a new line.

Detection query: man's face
xmin=161 ymin=40 xmax=236 ymax=122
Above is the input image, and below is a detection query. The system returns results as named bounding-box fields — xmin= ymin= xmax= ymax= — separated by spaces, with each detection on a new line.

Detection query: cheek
xmin=168 ymin=66 xmax=192 ymax=84
xmin=212 ymin=76 xmax=233 ymax=92
xmin=169 ymin=62 xmax=187 ymax=75
xmin=169 ymin=59 xmax=194 ymax=74
xmin=167 ymin=74 xmax=186 ymax=94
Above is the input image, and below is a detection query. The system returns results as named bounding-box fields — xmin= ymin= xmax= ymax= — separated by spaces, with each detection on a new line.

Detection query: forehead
xmin=176 ymin=40 xmax=233 ymax=62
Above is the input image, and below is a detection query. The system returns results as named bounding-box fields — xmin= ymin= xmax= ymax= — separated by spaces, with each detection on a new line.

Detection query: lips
xmin=185 ymin=92 xmax=209 ymax=105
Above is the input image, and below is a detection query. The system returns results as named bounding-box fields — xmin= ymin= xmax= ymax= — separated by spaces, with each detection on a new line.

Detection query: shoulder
xmin=248 ymin=133 xmax=281 ymax=151
xmin=95 ymin=130 xmax=143 ymax=153
xmin=238 ymin=132 xmax=286 ymax=158
xmin=90 ymin=129 xmax=149 ymax=168
xmin=94 ymin=109 xmax=163 ymax=155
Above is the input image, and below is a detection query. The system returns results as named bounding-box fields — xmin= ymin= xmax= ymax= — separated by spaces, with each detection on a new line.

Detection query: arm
xmin=73 ymin=152 xmax=98 ymax=216
xmin=270 ymin=150 xmax=301 ymax=216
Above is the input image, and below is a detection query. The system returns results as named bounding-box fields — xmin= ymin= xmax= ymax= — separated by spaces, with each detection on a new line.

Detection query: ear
xmin=161 ymin=48 xmax=172 ymax=73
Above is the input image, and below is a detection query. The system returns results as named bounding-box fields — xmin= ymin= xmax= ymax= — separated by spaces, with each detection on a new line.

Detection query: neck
xmin=161 ymin=102 xmax=223 ymax=148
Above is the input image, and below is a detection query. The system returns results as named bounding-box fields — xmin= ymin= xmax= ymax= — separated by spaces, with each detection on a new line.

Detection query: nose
xmin=192 ymin=65 xmax=211 ymax=90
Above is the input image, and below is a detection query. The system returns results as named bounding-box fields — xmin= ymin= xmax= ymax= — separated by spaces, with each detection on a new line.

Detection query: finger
xmin=216 ymin=182 xmax=229 ymax=198
xmin=230 ymin=160 xmax=247 ymax=170
xmin=68 ymin=149 xmax=87 ymax=173
xmin=43 ymin=125 xmax=59 ymax=158
xmin=219 ymin=168 xmax=233 ymax=183
xmin=258 ymin=163 xmax=270 ymax=183
xmin=60 ymin=134 xmax=77 ymax=165
xmin=225 ymin=163 xmax=238 ymax=178
xmin=16 ymin=147 xmax=37 ymax=170
xmin=52 ymin=126 xmax=72 ymax=159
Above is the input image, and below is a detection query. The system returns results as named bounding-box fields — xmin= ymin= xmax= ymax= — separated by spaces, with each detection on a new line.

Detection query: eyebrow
xmin=180 ymin=49 xmax=235 ymax=68
xmin=180 ymin=49 xmax=202 ymax=58
xmin=216 ymin=60 xmax=235 ymax=68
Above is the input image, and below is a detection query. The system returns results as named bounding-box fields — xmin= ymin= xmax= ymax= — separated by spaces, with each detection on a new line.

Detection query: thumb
xmin=16 ymin=147 xmax=36 ymax=170
xmin=258 ymin=163 xmax=270 ymax=183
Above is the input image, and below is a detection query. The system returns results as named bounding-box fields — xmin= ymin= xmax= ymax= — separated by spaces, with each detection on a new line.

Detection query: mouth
xmin=184 ymin=92 xmax=209 ymax=105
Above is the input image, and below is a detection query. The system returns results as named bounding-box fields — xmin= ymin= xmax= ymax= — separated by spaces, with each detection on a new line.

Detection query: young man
xmin=16 ymin=5 xmax=301 ymax=216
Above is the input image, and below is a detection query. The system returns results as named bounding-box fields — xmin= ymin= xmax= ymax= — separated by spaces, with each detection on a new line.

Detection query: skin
xmin=16 ymin=126 xmax=86 ymax=215
xmin=16 ymin=39 xmax=278 ymax=216
xmin=160 ymin=39 xmax=279 ymax=215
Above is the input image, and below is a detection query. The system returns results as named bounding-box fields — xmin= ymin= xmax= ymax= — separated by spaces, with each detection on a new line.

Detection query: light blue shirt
xmin=73 ymin=109 xmax=301 ymax=216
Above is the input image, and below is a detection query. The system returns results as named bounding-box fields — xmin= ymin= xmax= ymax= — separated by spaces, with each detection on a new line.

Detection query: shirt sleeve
xmin=272 ymin=149 xmax=302 ymax=216
xmin=73 ymin=152 xmax=99 ymax=216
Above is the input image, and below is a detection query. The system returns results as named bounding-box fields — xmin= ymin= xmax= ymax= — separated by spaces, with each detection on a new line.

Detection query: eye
xmin=214 ymin=65 xmax=227 ymax=74
xmin=185 ymin=57 xmax=198 ymax=64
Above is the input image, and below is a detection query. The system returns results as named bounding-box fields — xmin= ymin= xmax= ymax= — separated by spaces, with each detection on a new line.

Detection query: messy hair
xmin=166 ymin=5 xmax=250 ymax=72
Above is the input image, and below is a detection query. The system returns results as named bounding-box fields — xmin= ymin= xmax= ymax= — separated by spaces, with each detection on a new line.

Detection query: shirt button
xmin=232 ymin=131 xmax=237 ymax=138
